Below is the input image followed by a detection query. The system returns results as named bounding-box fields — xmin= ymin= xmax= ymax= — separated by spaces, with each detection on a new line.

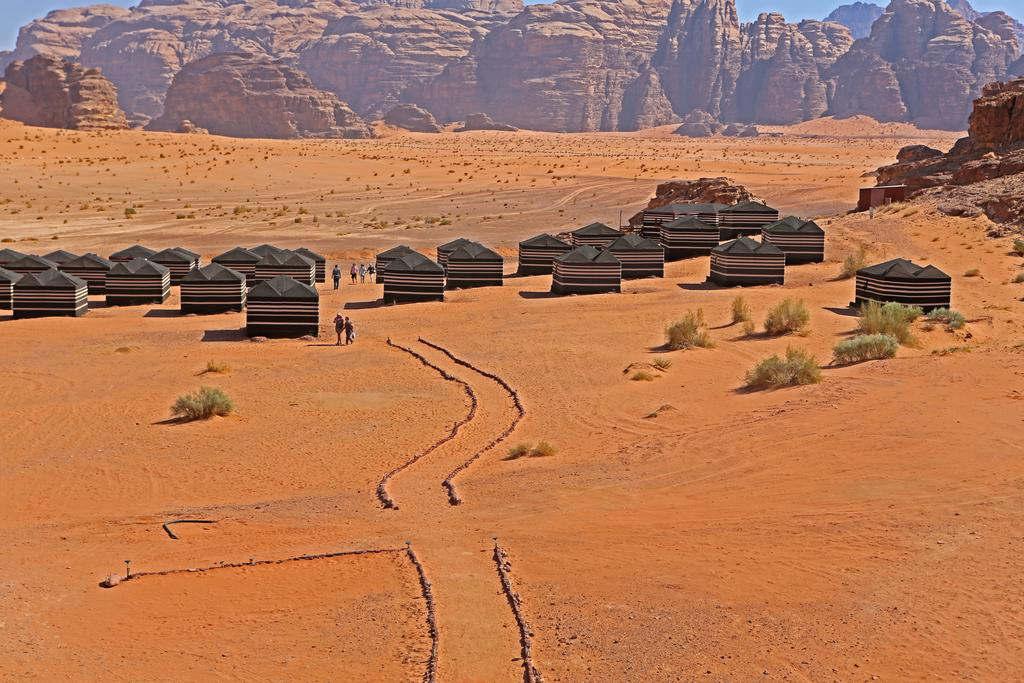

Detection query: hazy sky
xmin=0 ymin=0 xmax=1015 ymax=51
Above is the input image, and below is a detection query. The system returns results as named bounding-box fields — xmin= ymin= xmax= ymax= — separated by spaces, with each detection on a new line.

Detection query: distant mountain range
xmin=1 ymin=0 xmax=1021 ymax=135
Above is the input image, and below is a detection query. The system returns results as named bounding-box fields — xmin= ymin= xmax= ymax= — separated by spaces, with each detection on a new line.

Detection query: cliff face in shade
xmin=146 ymin=53 xmax=373 ymax=139
xmin=828 ymin=0 xmax=1020 ymax=130
xmin=0 ymin=54 xmax=128 ymax=130
xmin=824 ymin=2 xmax=883 ymax=39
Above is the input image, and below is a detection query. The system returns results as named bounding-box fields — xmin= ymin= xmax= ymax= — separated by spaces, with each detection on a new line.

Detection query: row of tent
xmin=639 ymin=200 xmax=781 ymax=241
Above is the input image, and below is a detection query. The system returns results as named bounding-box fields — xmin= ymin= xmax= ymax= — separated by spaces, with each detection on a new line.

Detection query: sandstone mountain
xmin=825 ymin=2 xmax=884 ymax=39
xmin=147 ymin=53 xmax=372 ymax=139
xmin=0 ymin=54 xmax=127 ymax=130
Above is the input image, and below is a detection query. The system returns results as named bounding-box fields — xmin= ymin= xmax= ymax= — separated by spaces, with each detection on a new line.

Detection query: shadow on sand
xmin=518 ymin=291 xmax=558 ymax=300
xmin=144 ymin=309 xmax=183 ymax=318
xmin=344 ymin=299 xmax=386 ymax=310
xmin=677 ymin=281 xmax=722 ymax=291
xmin=201 ymin=328 xmax=246 ymax=342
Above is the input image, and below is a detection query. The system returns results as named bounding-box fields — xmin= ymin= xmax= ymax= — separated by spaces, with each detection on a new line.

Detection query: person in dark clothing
xmin=367 ymin=264 xmax=375 ymax=279
xmin=344 ymin=317 xmax=355 ymax=345
xmin=332 ymin=264 xmax=341 ymax=290
xmin=333 ymin=313 xmax=345 ymax=345
xmin=350 ymin=263 xmax=357 ymax=284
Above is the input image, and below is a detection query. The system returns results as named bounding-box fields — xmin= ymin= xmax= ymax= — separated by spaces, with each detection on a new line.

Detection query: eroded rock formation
xmin=384 ymin=104 xmax=443 ymax=132
xmin=825 ymin=2 xmax=883 ymax=39
xmin=628 ymin=177 xmax=755 ymax=225
xmin=0 ymin=54 xmax=127 ymax=130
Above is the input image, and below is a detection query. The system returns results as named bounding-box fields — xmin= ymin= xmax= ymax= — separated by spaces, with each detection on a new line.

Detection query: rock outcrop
xmin=674 ymin=109 xmax=725 ymax=137
xmin=147 ymin=53 xmax=372 ymax=139
xmin=384 ymin=104 xmax=443 ymax=132
xmin=629 ymin=177 xmax=755 ymax=225
xmin=456 ymin=113 xmax=517 ymax=131
xmin=0 ymin=54 xmax=128 ymax=130
xmin=825 ymin=2 xmax=884 ymax=40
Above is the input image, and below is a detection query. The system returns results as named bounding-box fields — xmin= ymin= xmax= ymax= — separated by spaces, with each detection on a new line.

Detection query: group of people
xmin=333 ymin=313 xmax=356 ymax=346
xmin=332 ymin=263 xmax=374 ymax=289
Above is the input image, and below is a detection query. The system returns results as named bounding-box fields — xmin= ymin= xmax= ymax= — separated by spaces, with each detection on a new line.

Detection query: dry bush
xmin=963 ymin=268 xmax=981 ymax=277
xmin=1012 ymin=238 xmax=1024 ymax=256
xmin=171 ymin=387 xmax=233 ymax=421
xmin=1014 ymin=272 xmax=1024 ymax=284
xmin=531 ymin=442 xmax=556 ymax=458
xmin=665 ymin=309 xmax=712 ymax=349
xmin=925 ymin=308 xmax=966 ymax=331
xmin=731 ymin=296 xmax=751 ymax=325
xmin=631 ymin=371 xmax=655 ymax=381
xmin=652 ymin=357 xmax=673 ymax=371
xmin=744 ymin=347 xmax=822 ymax=390
xmin=764 ymin=298 xmax=810 ymax=336
xmin=858 ymin=301 xmax=921 ymax=345
xmin=839 ymin=247 xmax=867 ymax=280
xmin=833 ymin=334 xmax=898 ymax=365
xmin=505 ymin=444 xmax=531 ymax=460
xmin=202 ymin=360 xmax=230 ymax=374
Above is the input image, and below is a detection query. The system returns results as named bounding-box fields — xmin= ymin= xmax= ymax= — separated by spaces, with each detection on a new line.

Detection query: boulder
xmin=456 ymin=113 xmax=517 ymax=131
xmin=897 ymin=145 xmax=944 ymax=163
xmin=384 ymin=103 xmax=443 ymax=132
xmin=723 ymin=123 xmax=758 ymax=137
xmin=674 ymin=109 xmax=724 ymax=137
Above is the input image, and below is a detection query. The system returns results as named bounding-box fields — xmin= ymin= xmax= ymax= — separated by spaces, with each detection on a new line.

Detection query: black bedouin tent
xmin=517 ymin=233 xmax=572 ymax=275
xmin=854 ymin=259 xmax=951 ymax=312
xmin=42 ymin=249 xmax=79 ymax=266
xmin=13 ymin=268 xmax=89 ymax=318
xmin=570 ymin=222 xmax=623 ymax=249
xmin=249 ymin=244 xmax=290 ymax=259
xmin=551 ymin=245 xmax=622 ymax=295
xmin=659 ymin=215 xmax=720 ymax=260
xmin=641 ymin=203 xmax=724 ymax=239
xmin=717 ymin=201 xmax=780 ymax=240
xmin=7 ymin=254 xmax=57 ymax=276
xmin=181 ymin=263 xmax=247 ymax=314
xmin=382 ymin=252 xmax=445 ymax=303
xmin=0 ymin=266 xmax=21 ymax=310
xmin=708 ymin=236 xmax=786 ymax=286
xmin=105 ymin=258 xmax=171 ymax=305
xmin=605 ymin=234 xmax=665 ymax=279
xmin=254 ymin=250 xmax=315 ymax=286
xmin=437 ymin=238 xmax=474 ymax=271
xmin=150 ymin=247 xmax=200 ymax=285
xmin=109 ymin=245 xmax=157 ymax=262
xmin=0 ymin=248 xmax=28 ymax=269
xmin=375 ymin=245 xmax=416 ymax=284
xmin=60 ymin=253 xmax=114 ymax=294
xmin=446 ymin=242 xmax=504 ymax=289
xmin=294 ymin=247 xmax=327 ymax=284
xmin=761 ymin=216 xmax=825 ymax=264
xmin=212 ymin=246 xmax=260 ymax=285
xmin=246 ymin=275 xmax=319 ymax=337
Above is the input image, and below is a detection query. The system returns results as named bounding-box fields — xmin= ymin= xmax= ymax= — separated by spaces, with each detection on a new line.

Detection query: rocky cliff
xmin=825 ymin=2 xmax=883 ymax=39
xmin=146 ymin=53 xmax=372 ymax=139
xmin=0 ymin=54 xmax=128 ymax=130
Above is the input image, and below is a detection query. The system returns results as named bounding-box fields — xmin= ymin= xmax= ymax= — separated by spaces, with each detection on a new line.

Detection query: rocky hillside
xmin=1 ymin=0 xmax=1021 ymax=134
xmin=825 ymin=3 xmax=883 ymax=39
xmin=0 ymin=54 xmax=127 ymax=130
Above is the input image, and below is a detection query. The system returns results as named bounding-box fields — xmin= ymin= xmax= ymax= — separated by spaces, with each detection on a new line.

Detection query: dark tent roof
xmin=712 ymin=236 xmax=784 ymax=256
xmin=763 ymin=217 xmax=824 ymax=234
xmin=257 ymin=250 xmax=313 ymax=267
xmin=0 ymin=266 xmax=21 ymax=284
xmin=151 ymin=247 xmax=197 ymax=263
xmin=385 ymin=252 xmax=444 ymax=273
xmin=0 ymin=248 xmax=28 ymax=266
xmin=293 ymin=247 xmax=325 ymax=262
xmin=43 ymin=249 xmax=79 ymax=265
xmin=606 ymin=234 xmax=662 ymax=251
xmin=250 ymin=244 xmax=289 ymax=258
xmin=660 ymin=203 xmax=727 ymax=213
xmin=572 ymin=222 xmax=621 ymax=237
xmin=663 ymin=215 xmax=716 ymax=230
xmin=857 ymin=258 xmax=950 ymax=280
xmin=556 ymin=245 xmax=621 ymax=265
xmin=182 ymin=262 xmax=246 ymax=283
xmin=439 ymin=237 xmax=474 ymax=251
xmin=214 ymin=246 xmax=260 ymax=263
xmin=519 ymin=233 xmax=570 ymax=248
xmin=720 ymin=200 xmax=776 ymax=213
xmin=377 ymin=245 xmax=417 ymax=259
xmin=8 ymin=254 xmax=57 ymax=270
xmin=248 ymin=275 xmax=318 ymax=299
xmin=110 ymin=245 xmax=156 ymax=260
xmin=15 ymin=268 xmax=86 ymax=289
xmin=173 ymin=247 xmax=200 ymax=260
xmin=448 ymin=242 xmax=502 ymax=262
xmin=109 ymin=258 xmax=170 ymax=276
xmin=62 ymin=252 xmax=113 ymax=269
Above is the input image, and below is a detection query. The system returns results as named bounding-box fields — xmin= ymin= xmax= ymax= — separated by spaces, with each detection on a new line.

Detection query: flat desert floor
xmin=2 ymin=117 xmax=1024 ymax=681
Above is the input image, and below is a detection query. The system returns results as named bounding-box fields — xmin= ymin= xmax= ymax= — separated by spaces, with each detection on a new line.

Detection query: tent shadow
xmin=518 ymin=291 xmax=557 ymax=299
xmin=201 ymin=328 xmax=246 ymax=342
xmin=144 ymin=309 xmax=182 ymax=318
xmin=677 ymin=281 xmax=721 ymax=291
xmin=344 ymin=299 xmax=385 ymax=310
xmin=823 ymin=306 xmax=859 ymax=317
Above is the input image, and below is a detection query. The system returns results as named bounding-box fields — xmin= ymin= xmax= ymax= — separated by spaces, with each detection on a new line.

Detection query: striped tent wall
xmin=246 ymin=278 xmax=319 ymax=337
xmin=606 ymin=243 xmax=664 ymax=280
xmin=0 ymin=267 xmax=20 ymax=310
xmin=718 ymin=204 xmax=780 ymax=240
xmin=294 ymin=248 xmax=326 ymax=284
xmin=151 ymin=249 xmax=200 ymax=286
xmin=517 ymin=236 xmax=572 ymax=275
xmin=641 ymin=205 xmax=721 ymax=239
xmin=105 ymin=265 xmax=171 ymax=306
xmin=551 ymin=247 xmax=622 ymax=295
xmin=854 ymin=260 xmax=951 ymax=312
xmin=437 ymin=238 xmax=473 ymax=271
xmin=709 ymin=238 xmax=786 ymax=287
xmin=570 ymin=224 xmax=623 ymax=249
xmin=13 ymin=270 xmax=89 ymax=318
xmin=254 ymin=258 xmax=315 ymax=286
xmin=761 ymin=220 xmax=825 ymax=264
xmin=445 ymin=245 xmax=504 ymax=289
xmin=375 ymin=246 xmax=416 ymax=284
xmin=382 ymin=253 xmax=446 ymax=304
xmin=180 ymin=268 xmax=247 ymax=314
xmin=60 ymin=254 xmax=113 ymax=294
xmin=659 ymin=218 xmax=720 ymax=260
xmin=212 ymin=248 xmax=260 ymax=285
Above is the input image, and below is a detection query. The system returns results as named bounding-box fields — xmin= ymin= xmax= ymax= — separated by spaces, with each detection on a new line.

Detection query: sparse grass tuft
xmin=744 ymin=347 xmax=822 ymax=390
xmin=531 ymin=442 xmax=556 ymax=458
xmin=1011 ymin=238 xmax=1024 ymax=256
xmin=764 ymin=298 xmax=810 ymax=336
xmin=665 ymin=309 xmax=713 ymax=349
xmin=171 ymin=386 xmax=233 ymax=421
xmin=1013 ymin=272 xmax=1024 ymax=284
xmin=652 ymin=357 xmax=673 ymax=371
xmin=858 ymin=301 xmax=921 ymax=345
xmin=201 ymin=360 xmax=230 ymax=374
xmin=963 ymin=268 xmax=981 ymax=277
xmin=742 ymin=319 xmax=756 ymax=337
xmin=731 ymin=296 xmax=751 ymax=325
xmin=506 ymin=442 xmax=557 ymax=460
xmin=631 ymin=371 xmax=656 ymax=381
xmin=833 ymin=334 xmax=899 ymax=365
xmin=839 ymin=247 xmax=867 ymax=280
xmin=505 ymin=444 xmax=531 ymax=460
xmin=925 ymin=308 xmax=966 ymax=331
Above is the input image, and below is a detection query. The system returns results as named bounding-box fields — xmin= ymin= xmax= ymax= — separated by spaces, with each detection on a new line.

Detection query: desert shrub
xmin=925 ymin=308 xmax=966 ymax=330
xmin=858 ymin=301 xmax=921 ymax=345
xmin=839 ymin=247 xmax=867 ymax=280
xmin=631 ymin=371 xmax=655 ymax=381
xmin=652 ymin=357 xmax=673 ymax=371
xmin=505 ymin=444 xmax=531 ymax=460
xmin=833 ymin=334 xmax=899 ymax=365
xmin=171 ymin=386 xmax=233 ymax=421
xmin=1010 ymin=238 xmax=1024 ymax=256
xmin=731 ymin=296 xmax=751 ymax=325
xmin=963 ymin=268 xmax=981 ymax=277
xmin=764 ymin=298 xmax=810 ymax=336
xmin=665 ymin=309 xmax=712 ymax=349
xmin=531 ymin=442 xmax=556 ymax=458
xmin=202 ymin=360 xmax=230 ymax=374
xmin=742 ymin=319 xmax=756 ymax=337
xmin=1013 ymin=272 xmax=1024 ymax=284
xmin=744 ymin=347 xmax=822 ymax=390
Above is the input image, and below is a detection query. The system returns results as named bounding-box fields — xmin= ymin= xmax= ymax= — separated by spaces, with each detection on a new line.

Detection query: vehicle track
xmin=493 ymin=541 xmax=543 ymax=683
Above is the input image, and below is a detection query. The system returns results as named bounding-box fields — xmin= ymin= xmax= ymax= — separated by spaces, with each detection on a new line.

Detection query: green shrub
xmin=858 ymin=301 xmax=921 ymax=345
xmin=665 ymin=309 xmax=712 ymax=349
xmin=531 ymin=442 xmax=556 ymax=458
xmin=839 ymin=247 xmax=867 ymax=280
xmin=925 ymin=308 xmax=966 ymax=330
xmin=764 ymin=298 xmax=810 ymax=336
xmin=833 ymin=334 xmax=899 ymax=365
xmin=744 ymin=347 xmax=822 ymax=390
xmin=505 ymin=444 xmax=531 ymax=460
xmin=731 ymin=296 xmax=751 ymax=325
xmin=1012 ymin=238 xmax=1024 ymax=256
xmin=171 ymin=386 xmax=233 ymax=421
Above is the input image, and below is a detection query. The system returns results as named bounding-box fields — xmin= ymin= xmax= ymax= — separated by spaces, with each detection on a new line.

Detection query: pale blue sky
xmin=1 ymin=0 xmax=1015 ymax=51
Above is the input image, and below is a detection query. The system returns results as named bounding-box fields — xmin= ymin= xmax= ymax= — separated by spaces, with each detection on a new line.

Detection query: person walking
xmin=344 ymin=317 xmax=355 ymax=345
xmin=333 ymin=312 xmax=345 ymax=345
xmin=350 ymin=263 xmax=357 ymax=284
xmin=332 ymin=264 xmax=341 ymax=290
xmin=358 ymin=263 xmax=367 ymax=283
xmin=367 ymin=264 xmax=375 ymax=280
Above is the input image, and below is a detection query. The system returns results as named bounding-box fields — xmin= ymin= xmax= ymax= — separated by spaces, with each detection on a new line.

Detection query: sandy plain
xmin=1 ymin=116 xmax=1023 ymax=681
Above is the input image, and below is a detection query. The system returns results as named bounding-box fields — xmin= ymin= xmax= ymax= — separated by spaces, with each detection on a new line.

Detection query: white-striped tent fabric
xmin=254 ymin=250 xmax=315 ymax=286
xmin=7 ymin=254 xmax=57 ymax=276
xmin=517 ymin=233 xmax=572 ymax=275
xmin=60 ymin=253 xmax=114 ymax=294
xmin=605 ymin=234 xmax=664 ymax=279
xmin=375 ymin=245 xmax=416 ymax=284
xmin=854 ymin=259 xmax=951 ymax=312
xmin=659 ymin=215 xmax=720 ymax=260
xmin=761 ymin=216 xmax=825 ymax=264
xmin=552 ymin=245 xmax=622 ymax=295
xmin=212 ymin=246 xmax=260 ymax=285
xmin=708 ymin=236 xmax=785 ymax=286
xmin=105 ymin=258 xmax=171 ymax=305
xmin=246 ymin=275 xmax=319 ymax=337
xmin=151 ymin=247 xmax=200 ymax=285
xmin=13 ymin=268 xmax=88 ymax=318
xmin=109 ymin=245 xmax=157 ymax=262
xmin=437 ymin=238 xmax=474 ymax=271
xmin=0 ymin=248 xmax=28 ymax=269
xmin=180 ymin=263 xmax=247 ymax=314
xmin=640 ymin=203 xmax=723 ymax=239
xmin=42 ymin=249 xmax=79 ymax=266
xmin=570 ymin=223 xmax=623 ymax=249
xmin=383 ymin=252 xmax=445 ymax=304
xmin=294 ymin=247 xmax=327 ymax=284
xmin=718 ymin=201 xmax=780 ymax=240
xmin=0 ymin=266 xmax=21 ymax=310
xmin=446 ymin=242 xmax=504 ymax=289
